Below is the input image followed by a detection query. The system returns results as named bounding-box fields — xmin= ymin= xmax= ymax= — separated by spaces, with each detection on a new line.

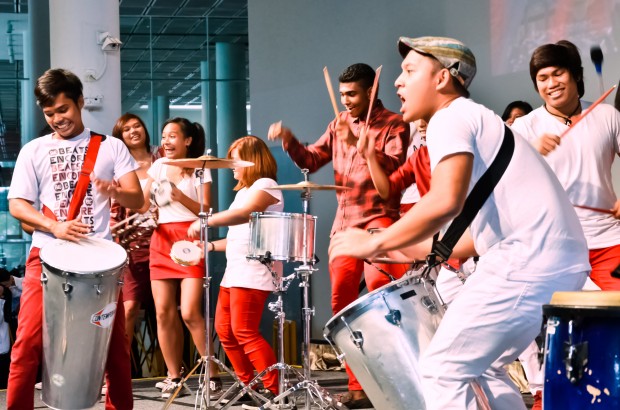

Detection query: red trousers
xmin=7 ymin=247 xmax=133 ymax=410
xmin=589 ymin=244 xmax=620 ymax=290
xmin=215 ymin=287 xmax=278 ymax=393
xmin=329 ymin=217 xmax=408 ymax=391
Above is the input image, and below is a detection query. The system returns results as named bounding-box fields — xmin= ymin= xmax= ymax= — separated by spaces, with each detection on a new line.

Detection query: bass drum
xmin=323 ymin=269 xmax=443 ymax=410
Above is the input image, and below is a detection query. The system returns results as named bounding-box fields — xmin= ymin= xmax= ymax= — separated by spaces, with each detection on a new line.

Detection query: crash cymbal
xmin=266 ymin=181 xmax=351 ymax=191
xmin=163 ymin=155 xmax=254 ymax=169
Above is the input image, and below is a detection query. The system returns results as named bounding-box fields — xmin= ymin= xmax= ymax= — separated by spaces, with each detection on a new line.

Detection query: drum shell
xmin=40 ymin=239 xmax=126 ymax=410
xmin=543 ymin=304 xmax=620 ymax=409
xmin=323 ymin=274 xmax=444 ymax=410
xmin=248 ymin=212 xmax=316 ymax=262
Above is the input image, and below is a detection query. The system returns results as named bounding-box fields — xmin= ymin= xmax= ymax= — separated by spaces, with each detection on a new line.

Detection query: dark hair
xmin=339 ymin=63 xmax=376 ymax=90
xmin=228 ymin=136 xmax=277 ymax=191
xmin=501 ymin=100 xmax=534 ymax=122
xmin=34 ymin=68 xmax=83 ymax=107
xmin=162 ymin=117 xmax=205 ymax=158
xmin=112 ymin=113 xmax=151 ymax=152
xmin=529 ymin=40 xmax=584 ymax=98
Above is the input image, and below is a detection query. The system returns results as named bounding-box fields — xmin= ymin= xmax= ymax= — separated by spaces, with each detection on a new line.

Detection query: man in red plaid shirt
xmin=268 ymin=63 xmax=409 ymax=409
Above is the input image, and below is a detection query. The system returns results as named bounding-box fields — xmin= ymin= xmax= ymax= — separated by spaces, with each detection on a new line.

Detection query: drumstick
xmin=573 ymin=204 xmax=614 ymax=215
xmin=560 ymin=84 xmax=616 ymax=139
xmin=110 ymin=212 xmax=141 ymax=231
xmin=323 ymin=67 xmax=340 ymax=119
xmin=365 ymin=65 xmax=382 ymax=125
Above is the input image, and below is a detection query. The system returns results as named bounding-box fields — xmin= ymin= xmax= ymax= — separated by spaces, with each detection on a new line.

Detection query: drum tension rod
xmin=563 ymin=318 xmax=588 ymax=385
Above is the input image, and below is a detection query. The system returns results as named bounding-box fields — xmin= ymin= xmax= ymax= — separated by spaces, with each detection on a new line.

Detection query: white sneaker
xmin=155 ymin=376 xmax=172 ymax=390
xmin=161 ymin=381 xmax=191 ymax=399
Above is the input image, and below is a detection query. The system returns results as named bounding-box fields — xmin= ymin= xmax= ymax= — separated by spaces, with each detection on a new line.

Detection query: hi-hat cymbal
xmin=163 ymin=155 xmax=254 ymax=169
xmin=266 ymin=181 xmax=351 ymax=191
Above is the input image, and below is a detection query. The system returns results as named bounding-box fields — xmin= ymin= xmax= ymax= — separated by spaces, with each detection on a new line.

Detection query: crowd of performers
xmin=4 ymin=33 xmax=620 ymax=410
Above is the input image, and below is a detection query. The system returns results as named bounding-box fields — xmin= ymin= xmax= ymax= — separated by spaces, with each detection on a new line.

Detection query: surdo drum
xmin=543 ymin=291 xmax=620 ymax=409
xmin=40 ymin=237 xmax=127 ymax=410
xmin=248 ymin=211 xmax=316 ymax=262
xmin=323 ymin=268 xmax=443 ymax=410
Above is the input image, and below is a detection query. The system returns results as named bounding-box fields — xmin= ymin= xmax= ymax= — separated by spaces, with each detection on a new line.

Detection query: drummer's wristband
xmin=208 ymin=242 xmax=215 ymax=252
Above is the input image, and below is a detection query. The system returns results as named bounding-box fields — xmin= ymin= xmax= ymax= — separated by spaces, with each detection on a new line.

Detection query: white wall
xmin=248 ymin=0 xmax=620 ymax=337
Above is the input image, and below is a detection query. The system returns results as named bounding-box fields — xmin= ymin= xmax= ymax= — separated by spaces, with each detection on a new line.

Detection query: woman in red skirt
xmin=140 ymin=117 xmax=219 ymax=399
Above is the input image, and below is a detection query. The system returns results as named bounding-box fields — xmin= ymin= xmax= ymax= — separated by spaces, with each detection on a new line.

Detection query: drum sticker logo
xmin=90 ymin=303 xmax=117 ymax=328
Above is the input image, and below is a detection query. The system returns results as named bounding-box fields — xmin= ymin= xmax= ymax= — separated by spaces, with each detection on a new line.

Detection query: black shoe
xmin=336 ymin=391 xmax=373 ymax=409
xmin=241 ymin=389 xmax=277 ymax=409
xmin=219 ymin=388 xmax=258 ymax=406
xmin=209 ymin=377 xmax=223 ymax=400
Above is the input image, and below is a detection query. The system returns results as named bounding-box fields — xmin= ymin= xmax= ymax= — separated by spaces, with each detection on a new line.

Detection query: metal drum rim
xmin=250 ymin=211 xmax=317 ymax=220
xmin=41 ymin=259 xmax=127 ymax=278
xmin=543 ymin=304 xmax=620 ymax=317
xmin=324 ymin=275 xmax=419 ymax=334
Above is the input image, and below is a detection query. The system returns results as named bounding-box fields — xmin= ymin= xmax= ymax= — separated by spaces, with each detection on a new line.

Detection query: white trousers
xmin=420 ymin=270 xmax=587 ymax=410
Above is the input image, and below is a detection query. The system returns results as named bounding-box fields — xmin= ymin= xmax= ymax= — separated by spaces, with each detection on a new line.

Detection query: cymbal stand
xmin=249 ymin=169 xmax=344 ymax=410
xmin=164 ymin=167 xmax=243 ymax=410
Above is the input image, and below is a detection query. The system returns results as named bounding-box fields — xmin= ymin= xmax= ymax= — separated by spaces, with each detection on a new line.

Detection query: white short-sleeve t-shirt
xmin=220 ymin=178 xmax=284 ymax=291
xmin=401 ymin=123 xmax=425 ymax=205
xmin=147 ymin=157 xmax=212 ymax=224
xmin=512 ymin=103 xmax=620 ymax=249
xmin=8 ymin=128 xmax=137 ymax=249
xmin=427 ymin=98 xmax=590 ymax=281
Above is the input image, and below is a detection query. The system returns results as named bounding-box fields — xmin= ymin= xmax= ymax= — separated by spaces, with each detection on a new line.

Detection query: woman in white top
xmin=188 ymin=135 xmax=283 ymax=401
xmin=140 ymin=117 xmax=218 ymax=398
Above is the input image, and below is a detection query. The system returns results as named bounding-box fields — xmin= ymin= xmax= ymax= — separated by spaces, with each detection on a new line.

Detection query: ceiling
xmin=0 ymin=0 xmax=249 ymax=159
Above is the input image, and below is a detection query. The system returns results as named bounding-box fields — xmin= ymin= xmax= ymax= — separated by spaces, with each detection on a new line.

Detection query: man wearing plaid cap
xmin=330 ymin=36 xmax=590 ymax=409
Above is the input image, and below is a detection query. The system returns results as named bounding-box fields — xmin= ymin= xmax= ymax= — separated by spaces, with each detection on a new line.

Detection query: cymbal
xmin=163 ymin=155 xmax=254 ymax=169
xmin=266 ymin=181 xmax=351 ymax=191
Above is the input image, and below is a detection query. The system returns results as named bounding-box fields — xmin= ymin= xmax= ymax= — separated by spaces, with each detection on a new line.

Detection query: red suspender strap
xmin=43 ymin=131 xmax=104 ymax=222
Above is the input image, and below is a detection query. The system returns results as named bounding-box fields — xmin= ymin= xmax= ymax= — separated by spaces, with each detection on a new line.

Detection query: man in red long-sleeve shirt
xmin=268 ymin=63 xmax=409 ymax=409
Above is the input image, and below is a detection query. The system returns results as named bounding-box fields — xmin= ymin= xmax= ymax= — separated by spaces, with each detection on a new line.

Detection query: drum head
xmin=40 ymin=237 xmax=127 ymax=276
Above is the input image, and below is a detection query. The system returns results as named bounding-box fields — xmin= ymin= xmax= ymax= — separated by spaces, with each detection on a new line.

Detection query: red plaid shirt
xmin=283 ymin=100 xmax=409 ymax=235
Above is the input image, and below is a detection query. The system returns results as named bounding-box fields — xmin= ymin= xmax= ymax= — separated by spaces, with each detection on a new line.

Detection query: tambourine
xmin=150 ymin=179 xmax=175 ymax=207
xmin=170 ymin=240 xmax=202 ymax=266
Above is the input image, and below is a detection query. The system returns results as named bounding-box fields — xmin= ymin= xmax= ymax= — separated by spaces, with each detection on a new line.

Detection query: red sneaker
xmin=531 ymin=391 xmax=542 ymax=410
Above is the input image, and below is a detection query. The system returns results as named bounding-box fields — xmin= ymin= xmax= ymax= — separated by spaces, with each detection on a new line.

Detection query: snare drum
xmin=248 ymin=211 xmax=316 ymax=262
xmin=40 ymin=237 xmax=127 ymax=410
xmin=543 ymin=291 xmax=620 ymax=409
xmin=324 ymin=269 xmax=444 ymax=410
xmin=150 ymin=179 xmax=174 ymax=207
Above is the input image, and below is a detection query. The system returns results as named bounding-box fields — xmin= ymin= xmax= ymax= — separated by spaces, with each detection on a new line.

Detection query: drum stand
xmin=246 ymin=170 xmax=344 ymax=410
xmin=164 ymin=168 xmax=258 ymax=410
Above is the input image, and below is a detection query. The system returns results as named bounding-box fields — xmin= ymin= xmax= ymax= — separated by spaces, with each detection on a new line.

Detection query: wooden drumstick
xmin=110 ymin=212 xmax=141 ymax=231
xmin=365 ymin=65 xmax=382 ymax=125
xmin=323 ymin=67 xmax=340 ymax=119
xmin=560 ymin=84 xmax=616 ymax=139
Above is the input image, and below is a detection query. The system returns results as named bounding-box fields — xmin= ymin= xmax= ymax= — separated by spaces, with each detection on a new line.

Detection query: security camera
xmin=101 ymin=35 xmax=122 ymax=51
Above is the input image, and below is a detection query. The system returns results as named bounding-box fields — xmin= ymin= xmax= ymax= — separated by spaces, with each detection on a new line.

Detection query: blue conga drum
xmin=543 ymin=291 xmax=620 ymax=409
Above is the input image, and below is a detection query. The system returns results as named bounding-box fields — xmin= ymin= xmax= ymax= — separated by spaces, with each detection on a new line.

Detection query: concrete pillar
xmin=156 ymin=95 xmax=170 ymax=137
xmin=49 ymin=0 xmax=121 ymax=135
xmin=215 ymin=42 xmax=246 ymax=212
xmin=22 ymin=0 xmax=50 ymax=142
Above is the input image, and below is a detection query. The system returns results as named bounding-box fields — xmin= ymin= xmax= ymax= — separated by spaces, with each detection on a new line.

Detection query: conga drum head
xmin=40 ymin=236 xmax=127 ymax=277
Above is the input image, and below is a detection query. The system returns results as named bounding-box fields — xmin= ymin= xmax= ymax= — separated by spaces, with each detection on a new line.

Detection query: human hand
xmin=169 ymin=184 xmax=185 ymax=203
xmin=329 ymin=228 xmax=379 ymax=263
xmin=335 ymin=114 xmax=356 ymax=146
xmin=534 ymin=133 xmax=561 ymax=156
xmin=92 ymin=176 xmax=120 ymax=199
xmin=50 ymin=218 xmax=90 ymax=242
xmin=611 ymin=200 xmax=620 ymax=219
xmin=267 ymin=121 xmax=294 ymax=144
xmin=356 ymin=125 xmax=376 ymax=160
xmin=187 ymin=220 xmax=201 ymax=238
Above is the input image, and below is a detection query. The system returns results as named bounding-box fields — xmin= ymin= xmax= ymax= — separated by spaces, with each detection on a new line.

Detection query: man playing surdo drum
xmin=6 ymin=68 xmax=142 ymax=409
xmin=267 ymin=63 xmax=409 ymax=409
xmin=329 ymin=36 xmax=590 ymax=409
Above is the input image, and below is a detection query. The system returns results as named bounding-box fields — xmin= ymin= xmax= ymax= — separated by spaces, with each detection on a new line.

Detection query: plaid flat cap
xmin=398 ymin=36 xmax=477 ymax=89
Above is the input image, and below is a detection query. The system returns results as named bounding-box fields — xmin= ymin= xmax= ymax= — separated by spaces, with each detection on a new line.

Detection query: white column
xmin=49 ymin=0 xmax=121 ymax=135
